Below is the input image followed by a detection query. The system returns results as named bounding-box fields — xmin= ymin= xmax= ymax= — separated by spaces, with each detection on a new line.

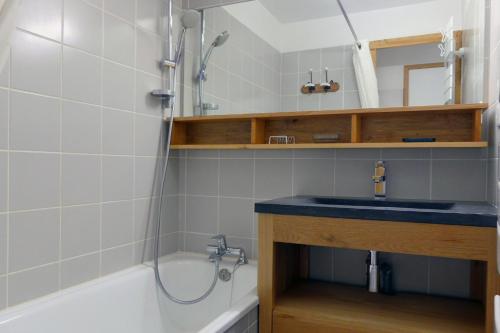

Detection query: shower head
xmin=199 ymin=31 xmax=230 ymax=77
xmin=212 ymin=31 xmax=230 ymax=47
xmin=181 ymin=10 xmax=200 ymax=29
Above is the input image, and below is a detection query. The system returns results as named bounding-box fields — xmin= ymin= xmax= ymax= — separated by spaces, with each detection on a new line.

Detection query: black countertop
xmin=254 ymin=196 xmax=498 ymax=228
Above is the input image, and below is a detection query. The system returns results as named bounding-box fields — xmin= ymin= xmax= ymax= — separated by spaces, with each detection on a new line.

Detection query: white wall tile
xmin=102 ymin=60 xmax=135 ymax=111
xmin=136 ymin=28 xmax=162 ymax=76
xmin=103 ymin=0 xmax=135 ymax=23
xmin=103 ymin=14 xmax=135 ymax=66
xmin=102 ymin=108 xmax=134 ymax=155
xmin=62 ymin=47 xmax=101 ymax=104
xmin=61 ymin=101 xmax=101 ymax=154
xmin=64 ymin=0 xmax=102 ymax=55
xmin=17 ymin=0 xmax=62 ymax=41
xmin=11 ymin=31 xmax=61 ymax=96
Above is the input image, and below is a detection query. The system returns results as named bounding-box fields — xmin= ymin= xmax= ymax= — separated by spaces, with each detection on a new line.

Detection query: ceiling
xmin=257 ymin=0 xmax=437 ymax=23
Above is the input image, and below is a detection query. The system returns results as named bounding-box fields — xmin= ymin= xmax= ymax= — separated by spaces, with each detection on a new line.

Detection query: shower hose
xmin=153 ymin=56 xmax=220 ymax=305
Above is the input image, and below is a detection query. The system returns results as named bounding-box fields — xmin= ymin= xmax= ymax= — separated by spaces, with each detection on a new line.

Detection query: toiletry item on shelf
xmin=402 ymin=138 xmax=436 ymax=142
xmin=313 ymin=133 xmax=340 ymax=143
xmin=367 ymin=250 xmax=379 ymax=293
xmin=380 ymin=263 xmax=394 ymax=295
xmin=268 ymin=136 xmax=295 ymax=144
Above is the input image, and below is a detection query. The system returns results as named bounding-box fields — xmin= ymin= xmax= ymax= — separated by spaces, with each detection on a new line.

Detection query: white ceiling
xmin=257 ymin=0 xmax=438 ymax=23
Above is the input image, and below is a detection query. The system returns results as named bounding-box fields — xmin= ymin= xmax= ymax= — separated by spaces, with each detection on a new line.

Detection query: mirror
xmin=181 ymin=0 xmax=487 ymax=116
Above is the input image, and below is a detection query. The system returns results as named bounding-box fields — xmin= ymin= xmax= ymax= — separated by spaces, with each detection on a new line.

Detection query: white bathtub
xmin=0 ymin=252 xmax=258 ymax=333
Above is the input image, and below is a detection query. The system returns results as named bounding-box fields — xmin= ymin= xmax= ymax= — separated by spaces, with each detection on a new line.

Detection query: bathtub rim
xmin=0 ymin=251 xmax=258 ymax=332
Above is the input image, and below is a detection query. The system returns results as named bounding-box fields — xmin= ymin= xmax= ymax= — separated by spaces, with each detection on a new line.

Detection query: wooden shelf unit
xmin=274 ymin=280 xmax=484 ymax=333
xmin=171 ymin=104 xmax=488 ymax=149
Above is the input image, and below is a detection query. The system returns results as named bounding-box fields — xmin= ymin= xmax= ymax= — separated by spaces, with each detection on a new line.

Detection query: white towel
xmin=0 ymin=0 xmax=20 ymax=72
xmin=352 ymin=40 xmax=379 ymax=108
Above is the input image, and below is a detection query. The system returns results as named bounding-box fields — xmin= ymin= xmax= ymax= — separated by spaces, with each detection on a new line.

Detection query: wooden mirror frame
xmin=369 ymin=32 xmax=462 ymax=104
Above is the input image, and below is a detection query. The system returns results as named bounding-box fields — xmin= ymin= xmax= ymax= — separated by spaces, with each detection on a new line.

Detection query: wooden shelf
xmin=171 ymin=104 xmax=488 ymax=150
xmin=273 ymin=280 xmax=484 ymax=333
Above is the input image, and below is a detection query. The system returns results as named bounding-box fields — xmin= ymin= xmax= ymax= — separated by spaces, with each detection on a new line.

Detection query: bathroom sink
xmin=311 ymin=197 xmax=455 ymax=210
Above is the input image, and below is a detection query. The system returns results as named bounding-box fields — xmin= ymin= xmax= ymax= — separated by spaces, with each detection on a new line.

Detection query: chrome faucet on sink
xmin=372 ymin=160 xmax=386 ymax=199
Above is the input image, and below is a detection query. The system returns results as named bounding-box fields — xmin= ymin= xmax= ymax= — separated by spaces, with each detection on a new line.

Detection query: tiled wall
xmin=280 ymin=43 xmax=446 ymax=112
xmin=486 ymin=0 xmax=500 ymax=207
xmin=176 ymin=147 xmax=489 ymax=297
xmin=0 ymin=0 xmax=181 ymax=309
xmin=181 ymin=5 xmax=281 ymax=116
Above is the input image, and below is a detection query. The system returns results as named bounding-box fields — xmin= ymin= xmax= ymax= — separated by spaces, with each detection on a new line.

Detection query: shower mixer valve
xmin=207 ymin=234 xmax=248 ymax=265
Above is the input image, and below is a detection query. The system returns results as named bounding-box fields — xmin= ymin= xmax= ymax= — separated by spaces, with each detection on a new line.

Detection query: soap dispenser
xmin=367 ymin=250 xmax=379 ymax=293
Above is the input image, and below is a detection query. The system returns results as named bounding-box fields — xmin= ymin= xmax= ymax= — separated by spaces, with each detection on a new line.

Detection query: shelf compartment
xmin=171 ymin=103 xmax=488 ymax=149
xmin=273 ymin=280 xmax=484 ymax=333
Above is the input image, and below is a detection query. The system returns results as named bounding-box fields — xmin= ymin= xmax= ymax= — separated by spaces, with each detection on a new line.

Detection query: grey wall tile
xmin=0 ymin=215 xmax=6 ymax=274
xmin=62 ymin=205 xmax=100 ymax=258
xmin=160 ymin=195 xmax=180 ymax=234
xmin=343 ymin=91 xmax=361 ymax=108
xmin=8 ymin=263 xmax=59 ymax=306
xmin=186 ymin=158 xmax=219 ymax=196
xmin=134 ymin=239 xmax=153 ymax=264
xmin=17 ymin=0 xmax=62 ymax=41
xmin=336 ymin=149 xmax=380 ymax=160
xmin=281 ymin=52 xmax=298 ymax=74
xmin=100 ymin=244 xmax=134 ymax=275
xmin=381 ymin=253 xmax=429 ymax=293
xmin=136 ymin=71 xmax=162 ymax=116
xmin=431 ymin=160 xmax=487 ymax=201
xmin=321 ymin=46 xmax=344 ymax=69
xmin=102 ymin=156 xmax=133 ymax=201
xmin=432 ymin=148 xmax=486 ymax=160
xmin=9 ymin=209 xmax=60 ymax=272
xmin=10 ymin=91 xmax=60 ymax=152
xmin=220 ymin=159 xmax=253 ymax=198
xmin=0 ymin=89 xmax=7 ymax=149
xmin=62 ymin=46 xmax=101 ymax=104
xmin=0 ymin=154 xmax=6 ymax=212
xmin=62 ymin=101 xmax=101 ymax=154
xmin=220 ymin=197 xmax=253 ymax=238
xmin=429 ymin=257 xmax=470 ymax=298
xmin=103 ymin=13 xmax=135 ymax=67
xmin=10 ymin=153 xmax=60 ymax=211
xmin=186 ymin=196 xmax=218 ymax=234
xmin=309 ymin=246 xmax=333 ymax=281
xmin=385 ymin=160 xmax=430 ymax=199
xmin=102 ymin=108 xmax=134 ymax=155
xmin=293 ymin=158 xmax=334 ymax=196
xmin=0 ymin=56 xmax=8 ymax=88
xmin=134 ymin=197 xmax=157 ymax=241
xmin=102 ymin=201 xmax=134 ymax=248
xmin=134 ymin=114 xmax=163 ymax=156
xmin=62 ymin=155 xmax=100 ymax=205
xmin=61 ymin=253 xmax=100 ymax=288
xmin=335 ymin=159 xmax=374 ymax=197
xmin=11 ymin=31 xmax=61 ymax=96
xmin=299 ymin=49 xmax=321 ymax=73
xmin=102 ymin=60 xmax=135 ymax=111
xmin=185 ymin=232 xmax=213 ymax=253
xmin=254 ymin=159 xmax=292 ymax=199
xmin=64 ymin=0 xmax=102 ymax=55
xmin=333 ymin=248 xmax=366 ymax=286
xmin=0 ymin=276 xmax=5 ymax=310
xmin=381 ymin=148 xmax=431 ymax=160
xmin=159 ymin=232 xmax=179 ymax=256
xmin=134 ymin=157 xmax=160 ymax=198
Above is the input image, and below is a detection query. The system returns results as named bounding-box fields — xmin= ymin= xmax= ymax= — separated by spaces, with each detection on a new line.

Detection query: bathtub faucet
xmin=207 ymin=234 xmax=249 ymax=265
